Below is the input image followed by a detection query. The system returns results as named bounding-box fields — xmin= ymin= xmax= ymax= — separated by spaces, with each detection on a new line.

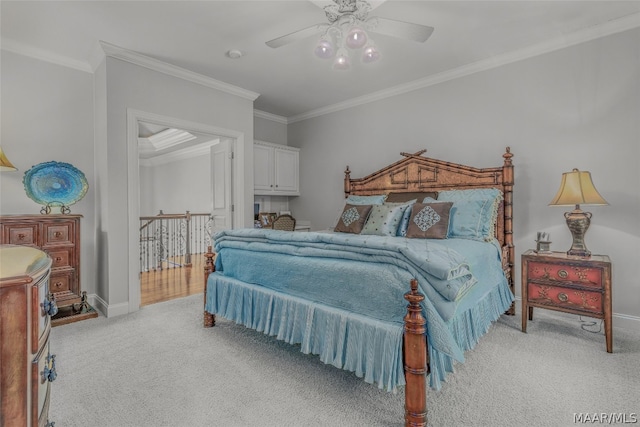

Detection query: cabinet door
xmin=254 ymin=144 xmax=274 ymax=193
xmin=274 ymin=148 xmax=299 ymax=195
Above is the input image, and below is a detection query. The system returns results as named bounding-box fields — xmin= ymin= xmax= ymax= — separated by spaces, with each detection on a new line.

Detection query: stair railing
xmin=139 ymin=211 xmax=213 ymax=273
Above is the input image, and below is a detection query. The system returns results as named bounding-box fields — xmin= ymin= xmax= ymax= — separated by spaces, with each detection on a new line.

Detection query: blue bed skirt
xmin=205 ymin=272 xmax=513 ymax=392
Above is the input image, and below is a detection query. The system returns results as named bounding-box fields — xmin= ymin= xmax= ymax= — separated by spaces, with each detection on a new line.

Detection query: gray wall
xmin=288 ymin=28 xmax=640 ymax=329
xmin=255 ymin=115 xmax=287 ymax=145
xmin=0 ymin=51 xmax=97 ymax=298
xmin=139 ymin=155 xmax=212 ymax=216
xmin=99 ymin=56 xmax=255 ymax=312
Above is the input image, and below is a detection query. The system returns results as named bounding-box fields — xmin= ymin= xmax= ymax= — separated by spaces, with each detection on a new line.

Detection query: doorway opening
xmin=127 ymin=109 xmax=242 ymax=311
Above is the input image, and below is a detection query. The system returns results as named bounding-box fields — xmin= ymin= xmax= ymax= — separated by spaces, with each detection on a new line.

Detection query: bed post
xmin=203 ymin=246 xmax=216 ymax=327
xmin=404 ymin=279 xmax=428 ymax=427
xmin=344 ymin=166 xmax=351 ymax=197
xmin=502 ymin=147 xmax=515 ymax=315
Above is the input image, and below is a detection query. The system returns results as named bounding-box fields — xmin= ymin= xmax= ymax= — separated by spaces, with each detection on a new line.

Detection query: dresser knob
xmin=54 ymin=231 xmax=63 ymax=238
xmin=558 ymin=292 xmax=569 ymax=302
xmin=17 ymin=233 xmax=25 ymax=240
xmin=557 ymin=269 xmax=568 ymax=279
xmin=55 ymin=256 xmax=63 ymax=262
xmin=42 ymin=353 xmax=57 ymax=382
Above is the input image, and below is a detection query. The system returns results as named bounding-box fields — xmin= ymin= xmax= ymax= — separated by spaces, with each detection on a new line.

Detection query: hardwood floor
xmin=140 ymin=254 xmax=206 ymax=306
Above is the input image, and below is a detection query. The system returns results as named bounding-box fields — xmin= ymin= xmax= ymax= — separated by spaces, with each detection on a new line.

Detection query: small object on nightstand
xmin=521 ymin=249 xmax=612 ymax=353
xmin=535 ymin=232 xmax=552 ymax=253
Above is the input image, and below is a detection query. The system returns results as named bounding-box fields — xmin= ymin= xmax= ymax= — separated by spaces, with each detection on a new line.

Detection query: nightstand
xmin=521 ymin=250 xmax=612 ymax=353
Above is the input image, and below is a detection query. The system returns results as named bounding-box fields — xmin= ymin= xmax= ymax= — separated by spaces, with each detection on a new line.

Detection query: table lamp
xmin=549 ymin=168 xmax=608 ymax=257
xmin=0 ymin=146 xmax=17 ymax=171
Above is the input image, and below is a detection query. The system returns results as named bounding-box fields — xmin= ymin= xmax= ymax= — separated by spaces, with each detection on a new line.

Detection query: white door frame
xmin=126 ymin=108 xmax=245 ymax=313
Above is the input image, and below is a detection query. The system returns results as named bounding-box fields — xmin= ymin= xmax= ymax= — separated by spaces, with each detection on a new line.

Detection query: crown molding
xmin=99 ymin=41 xmax=260 ymax=101
xmin=254 ymin=109 xmax=288 ymax=125
xmin=139 ymin=139 xmax=219 ymax=167
xmin=288 ymin=12 xmax=640 ymax=123
xmin=1 ymin=38 xmax=93 ymax=73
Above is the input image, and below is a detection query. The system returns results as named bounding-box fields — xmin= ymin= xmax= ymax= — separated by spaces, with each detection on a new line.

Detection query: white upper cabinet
xmin=254 ymin=140 xmax=299 ymax=196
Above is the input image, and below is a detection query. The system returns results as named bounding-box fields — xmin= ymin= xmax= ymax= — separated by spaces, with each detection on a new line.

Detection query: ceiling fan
xmin=266 ymin=0 xmax=434 ymax=68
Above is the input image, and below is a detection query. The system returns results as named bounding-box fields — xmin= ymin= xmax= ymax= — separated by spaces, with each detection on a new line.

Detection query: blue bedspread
xmin=206 ymin=229 xmax=513 ymax=391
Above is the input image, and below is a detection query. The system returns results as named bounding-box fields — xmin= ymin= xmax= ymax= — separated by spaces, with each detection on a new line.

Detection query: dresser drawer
xmin=43 ymin=222 xmax=74 ymax=245
xmin=49 ymin=270 xmax=79 ymax=305
xmin=45 ymin=247 xmax=74 ymax=269
xmin=32 ymin=342 xmax=54 ymax=426
xmin=4 ymin=223 xmax=39 ymax=246
xmin=527 ymin=261 xmax=603 ymax=289
xmin=527 ymin=282 xmax=603 ymax=315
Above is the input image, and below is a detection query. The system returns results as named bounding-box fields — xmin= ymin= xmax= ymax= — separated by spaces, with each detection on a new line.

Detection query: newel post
xmin=203 ymin=246 xmax=216 ymax=327
xmin=404 ymin=279 xmax=428 ymax=427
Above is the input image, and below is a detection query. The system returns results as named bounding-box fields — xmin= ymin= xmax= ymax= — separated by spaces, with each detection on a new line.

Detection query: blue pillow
xmin=395 ymin=200 xmax=418 ymax=236
xmin=437 ymin=189 xmax=503 ymax=241
xmin=447 ymin=199 xmax=496 ymax=240
xmin=346 ymin=194 xmax=387 ymax=205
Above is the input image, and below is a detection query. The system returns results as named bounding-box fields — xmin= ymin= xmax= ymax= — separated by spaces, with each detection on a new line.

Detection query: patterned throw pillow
xmin=361 ymin=202 xmax=413 ymax=236
xmin=334 ymin=204 xmax=373 ymax=234
xmin=405 ymin=202 xmax=453 ymax=239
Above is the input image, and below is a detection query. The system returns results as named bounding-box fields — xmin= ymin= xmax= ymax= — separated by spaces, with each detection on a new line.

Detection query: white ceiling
xmin=2 ymin=1 xmax=640 ymax=120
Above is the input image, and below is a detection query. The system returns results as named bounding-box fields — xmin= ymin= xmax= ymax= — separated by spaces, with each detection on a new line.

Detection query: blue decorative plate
xmin=23 ymin=161 xmax=88 ymax=209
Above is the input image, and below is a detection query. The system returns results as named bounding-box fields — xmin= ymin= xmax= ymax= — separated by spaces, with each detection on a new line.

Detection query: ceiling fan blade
xmin=369 ymin=17 xmax=434 ymax=43
xmin=266 ymin=24 xmax=327 ymax=48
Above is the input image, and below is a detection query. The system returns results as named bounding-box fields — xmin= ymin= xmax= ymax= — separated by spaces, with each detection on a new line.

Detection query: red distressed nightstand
xmin=521 ymin=249 xmax=612 ymax=353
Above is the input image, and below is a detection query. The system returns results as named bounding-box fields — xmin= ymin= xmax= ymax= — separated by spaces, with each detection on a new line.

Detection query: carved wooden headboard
xmin=344 ymin=148 xmax=515 ymax=303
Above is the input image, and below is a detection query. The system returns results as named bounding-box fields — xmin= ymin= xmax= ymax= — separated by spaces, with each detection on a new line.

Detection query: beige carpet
xmin=49 ymin=293 xmax=640 ymax=426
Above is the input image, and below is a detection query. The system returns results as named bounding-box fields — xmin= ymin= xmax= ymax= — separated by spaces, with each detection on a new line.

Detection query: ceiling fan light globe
xmin=333 ymin=51 xmax=350 ymax=70
xmin=314 ymin=39 xmax=335 ymax=59
xmin=345 ymin=27 xmax=367 ymax=49
xmin=362 ymin=45 xmax=380 ymax=63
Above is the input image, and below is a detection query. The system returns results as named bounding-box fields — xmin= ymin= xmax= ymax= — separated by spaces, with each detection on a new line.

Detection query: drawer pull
xmin=54 ymin=231 xmax=63 ymax=238
xmin=42 ymin=293 xmax=58 ymax=317
xmin=17 ymin=233 xmax=25 ymax=240
xmin=42 ymin=353 xmax=57 ymax=383
xmin=55 ymin=256 xmax=63 ymax=262
xmin=558 ymin=292 xmax=569 ymax=302
xmin=54 ymin=282 xmax=63 ymax=289
xmin=557 ymin=269 xmax=568 ymax=279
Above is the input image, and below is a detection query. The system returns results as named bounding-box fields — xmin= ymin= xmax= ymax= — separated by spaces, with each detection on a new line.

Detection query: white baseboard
xmin=513 ymin=296 xmax=640 ymax=333
xmin=87 ymin=294 xmax=129 ymax=318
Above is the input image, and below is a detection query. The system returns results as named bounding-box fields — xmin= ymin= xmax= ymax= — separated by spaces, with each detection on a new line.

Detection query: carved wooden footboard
xmin=203 ymin=148 xmax=514 ymax=427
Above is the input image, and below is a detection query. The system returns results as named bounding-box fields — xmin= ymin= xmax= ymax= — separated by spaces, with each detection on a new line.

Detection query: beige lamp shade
xmin=0 ymin=147 xmax=18 ymax=172
xmin=549 ymin=168 xmax=608 ymax=207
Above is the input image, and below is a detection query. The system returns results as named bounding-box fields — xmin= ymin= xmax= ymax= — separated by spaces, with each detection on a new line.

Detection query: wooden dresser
xmin=0 ymin=245 xmax=57 ymax=426
xmin=0 ymin=215 xmax=82 ymax=307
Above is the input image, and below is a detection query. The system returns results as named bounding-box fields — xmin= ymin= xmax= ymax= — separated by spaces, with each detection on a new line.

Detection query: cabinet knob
xmin=17 ymin=233 xmax=25 ymax=240
xmin=558 ymin=292 xmax=569 ymax=302
xmin=54 ymin=231 xmax=63 ymax=238
xmin=42 ymin=353 xmax=57 ymax=383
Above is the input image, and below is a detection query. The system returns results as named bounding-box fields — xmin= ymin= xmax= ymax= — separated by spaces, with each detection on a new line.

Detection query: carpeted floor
xmin=49 ymin=293 xmax=640 ymax=427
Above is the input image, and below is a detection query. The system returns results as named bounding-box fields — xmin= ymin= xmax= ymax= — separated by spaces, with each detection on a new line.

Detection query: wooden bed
xmin=203 ymin=148 xmax=514 ymax=426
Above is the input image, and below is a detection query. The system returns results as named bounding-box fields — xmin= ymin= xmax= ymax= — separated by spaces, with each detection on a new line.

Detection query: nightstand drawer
xmin=527 ymin=282 xmax=603 ymax=315
xmin=528 ymin=261 xmax=603 ymax=289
